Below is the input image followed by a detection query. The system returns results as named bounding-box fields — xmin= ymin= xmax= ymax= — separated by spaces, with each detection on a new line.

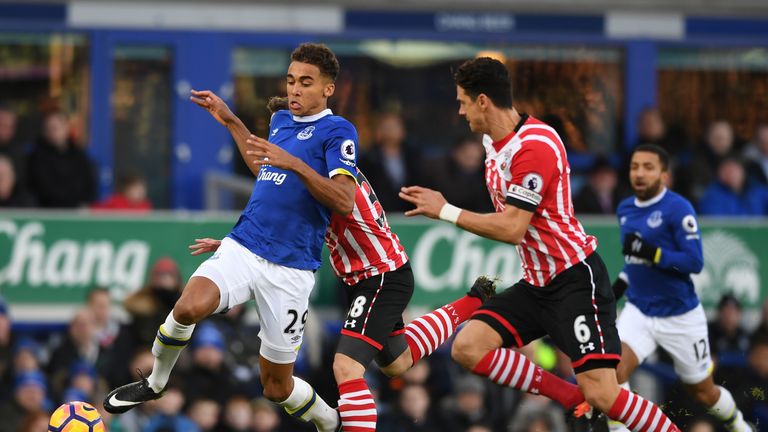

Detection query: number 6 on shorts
xmin=573 ymin=315 xmax=592 ymax=343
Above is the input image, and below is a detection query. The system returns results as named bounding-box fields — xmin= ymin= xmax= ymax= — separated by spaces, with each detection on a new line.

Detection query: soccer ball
xmin=48 ymin=401 xmax=105 ymax=432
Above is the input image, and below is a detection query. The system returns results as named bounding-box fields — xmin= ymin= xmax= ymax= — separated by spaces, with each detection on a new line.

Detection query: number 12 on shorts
xmin=692 ymin=338 xmax=708 ymax=361
xmin=284 ymin=309 xmax=308 ymax=334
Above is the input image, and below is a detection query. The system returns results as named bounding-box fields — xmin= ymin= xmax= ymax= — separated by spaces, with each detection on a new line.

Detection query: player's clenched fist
xmin=190 ymin=89 xmax=236 ymax=126
xmin=399 ymin=186 xmax=448 ymax=219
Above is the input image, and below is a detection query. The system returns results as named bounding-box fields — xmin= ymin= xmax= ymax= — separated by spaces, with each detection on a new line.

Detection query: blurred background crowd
xmin=2 ymin=260 xmax=768 ymax=432
xmin=3 ymin=105 xmax=768 ymax=217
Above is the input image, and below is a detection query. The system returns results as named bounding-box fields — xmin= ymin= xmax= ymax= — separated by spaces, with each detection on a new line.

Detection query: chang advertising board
xmin=0 ymin=220 xmax=149 ymax=299
xmin=0 ymin=214 xmax=765 ymax=322
xmin=0 ymin=214 xmax=233 ymax=310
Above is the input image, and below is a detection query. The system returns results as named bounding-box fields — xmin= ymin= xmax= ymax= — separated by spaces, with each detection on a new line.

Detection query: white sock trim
xmin=281 ymin=377 xmax=339 ymax=431
xmin=709 ymin=386 xmax=748 ymax=430
xmin=147 ymin=312 xmax=195 ymax=393
xmin=709 ymin=386 xmax=736 ymax=418
xmin=163 ymin=312 xmax=195 ymax=340
xmin=281 ymin=377 xmax=311 ymax=409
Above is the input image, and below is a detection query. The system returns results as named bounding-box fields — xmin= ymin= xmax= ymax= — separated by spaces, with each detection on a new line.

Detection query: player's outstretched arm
xmin=246 ymin=135 xmax=356 ymax=215
xmin=189 ymin=89 xmax=259 ymax=177
xmin=296 ymin=169 xmax=356 ymax=215
xmin=399 ymin=186 xmax=532 ymax=245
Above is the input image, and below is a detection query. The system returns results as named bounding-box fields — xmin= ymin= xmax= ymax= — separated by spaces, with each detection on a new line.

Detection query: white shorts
xmin=617 ymin=302 xmax=714 ymax=384
xmin=191 ymin=237 xmax=315 ymax=364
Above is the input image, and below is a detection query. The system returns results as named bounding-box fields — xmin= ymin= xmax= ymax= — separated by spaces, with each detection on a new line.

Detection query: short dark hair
xmin=290 ymin=43 xmax=340 ymax=81
xmin=718 ymin=292 xmax=741 ymax=310
xmin=632 ymin=144 xmax=670 ymax=171
xmin=266 ymin=96 xmax=289 ymax=114
xmin=454 ymin=57 xmax=513 ymax=109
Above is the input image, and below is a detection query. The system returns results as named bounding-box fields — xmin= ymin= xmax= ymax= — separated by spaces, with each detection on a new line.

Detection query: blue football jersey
xmin=616 ymin=188 xmax=704 ymax=317
xmin=229 ymin=109 xmax=358 ymax=270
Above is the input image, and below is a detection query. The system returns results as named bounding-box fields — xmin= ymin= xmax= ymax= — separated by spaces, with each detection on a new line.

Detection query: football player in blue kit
xmin=104 ymin=43 xmax=356 ymax=432
xmin=609 ymin=144 xmax=752 ymax=432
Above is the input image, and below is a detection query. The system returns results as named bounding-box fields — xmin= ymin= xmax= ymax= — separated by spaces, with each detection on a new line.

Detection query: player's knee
xmin=451 ymin=334 xmax=485 ymax=370
xmin=615 ymin=362 xmax=630 ymax=384
xmin=172 ymin=300 xmax=206 ymax=325
xmin=581 ymin=384 xmax=619 ymax=413
xmin=333 ymin=356 xmax=360 ymax=383
xmin=689 ymin=383 xmax=720 ymax=407
xmin=379 ymin=364 xmax=402 ymax=378
xmin=173 ymin=288 xmax=221 ymax=325
xmin=379 ymin=351 xmax=412 ymax=378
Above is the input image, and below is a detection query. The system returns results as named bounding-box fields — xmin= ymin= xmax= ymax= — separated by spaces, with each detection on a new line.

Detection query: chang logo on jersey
xmin=297 ymin=126 xmax=315 ymax=140
xmin=646 ymin=210 xmax=663 ymax=229
xmin=257 ymin=168 xmax=287 ymax=185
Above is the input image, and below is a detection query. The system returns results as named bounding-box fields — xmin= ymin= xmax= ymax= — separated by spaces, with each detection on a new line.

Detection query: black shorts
xmin=336 ymin=262 xmax=414 ymax=368
xmin=472 ymin=252 xmax=621 ymax=374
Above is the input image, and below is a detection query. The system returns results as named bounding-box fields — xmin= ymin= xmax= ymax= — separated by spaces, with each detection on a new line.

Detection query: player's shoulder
xmin=617 ymin=196 xmax=636 ymax=214
xmin=317 ymin=115 xmax=357 ymax=141
xmin=662 ymin=190 xmax=696 ymax=214
xmin=516 ymin=116 xmax=564 ymax=157
xmin=270 ymin=110 xmax=292 ymax=125
xmin=518 ymin=116 xmax=562 ymax=141
xmin=323 ymin=114 xmax=356 ymax=130
xmin=661 ymin=191 xmax=700 ymax=234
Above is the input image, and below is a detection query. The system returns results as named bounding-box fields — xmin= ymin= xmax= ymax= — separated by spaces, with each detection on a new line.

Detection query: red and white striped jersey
xmin=483 ymin=114 xmax=597 ymax=287
xmin=325 ymin=168 xmax=409 ymax=285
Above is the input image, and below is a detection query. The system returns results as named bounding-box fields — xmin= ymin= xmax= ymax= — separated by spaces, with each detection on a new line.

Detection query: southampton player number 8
xmin=349 ymin=296 xmax=367 ymax=318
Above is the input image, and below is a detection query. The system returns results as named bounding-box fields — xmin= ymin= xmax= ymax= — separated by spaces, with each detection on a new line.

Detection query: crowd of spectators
xmin=358 ymin=108 xmax=768 ymax=218
xmin=0 ymin=106 xmax=152 ymax=211
xmin=2 ymin=102 xmax=767 ymax=216
xmin=616 ymin=110 xmax=768 ymax=216
xmin=0 ymin=251 xmax=766 ymax=431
